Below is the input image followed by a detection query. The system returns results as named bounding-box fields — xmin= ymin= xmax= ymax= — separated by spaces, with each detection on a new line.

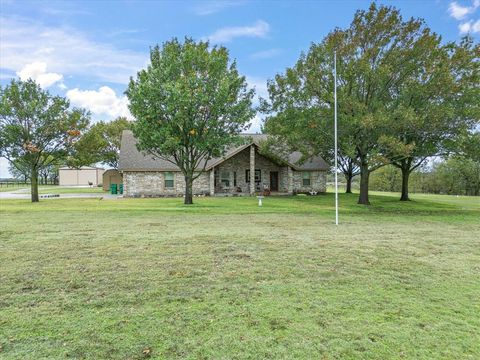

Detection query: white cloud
xmin=243 ymin=77 xmax=267 ymax=133
xmin=66 ymin=86 xmax=131 ymax=119
xmin=449 ymin=1 xmax=473 ymax=19
xmin=448 ymin=0 xmax=479 ymax=19
xmin=459 ymin=19 xmax=480 ymax=33
xmin=246 ymin=76 xmax=268 ymax=105
xmin=448 ymin=0 xmax=480 ymax=20
xmin=192 ymin=0 xmax=246 ymax=15
xmin=249 ymin=48 xmax=282 ymax=60
xmin=16 ymin=62 xmax=63 ymax=88
xmin=0 ymin=157 xmax=11 ymax=178
xmin=246 ymin=113 xmax=264 ymax=134
xmin=474 ymin=18 xmax=480 ymax=30
xmin=0 ymin=17 xmax=147 ymax=84
xmin=459 ymin=20 xmax=473 ymax=32
xmin=229 ymin=76 xmax=268 ymax=134
xmin=204 ymin=20 xmax=270 ymax=43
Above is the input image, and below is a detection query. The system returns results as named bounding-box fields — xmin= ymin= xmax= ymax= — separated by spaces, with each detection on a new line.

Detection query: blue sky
xmin=1 ymin=0 xmax=479 ymax=177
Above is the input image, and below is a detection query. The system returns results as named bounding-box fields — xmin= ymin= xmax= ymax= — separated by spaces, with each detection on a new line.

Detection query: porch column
xmin=288 ymin=166 xmax=293 ymax=194
xmin=250 ymin=145 xmax=255 ymax=195
xmin=209 ymin=167 xmax=215 ymax=196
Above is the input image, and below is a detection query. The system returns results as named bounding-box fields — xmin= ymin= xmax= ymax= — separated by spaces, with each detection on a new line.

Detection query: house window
xmin=233 ymin=171 xmax=237 ymax=187
xmin=303 ymin=172 xmax=311 ymax=186
xmin=246 ymin=169 xmax=261 ymax=182
xmin=165 ymin=172 xmax=174 ymax=188
xmin=214 ymin=169 xmax=218 ymax=187
xmin=221 ymin=170 xmax=230 ymax=187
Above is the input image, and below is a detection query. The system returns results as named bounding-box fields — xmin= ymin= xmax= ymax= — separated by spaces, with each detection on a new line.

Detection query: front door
xmin=270 ymin=171 xmax=279 ymax=191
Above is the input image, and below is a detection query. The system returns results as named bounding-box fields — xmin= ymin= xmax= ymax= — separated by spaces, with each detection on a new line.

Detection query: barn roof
xmin=59 ymin=166 xmax=104 ymax=170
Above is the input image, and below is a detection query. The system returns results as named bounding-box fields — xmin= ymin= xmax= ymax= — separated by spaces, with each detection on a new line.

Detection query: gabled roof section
xmin=232 ymin=134 xmax=330 ymax=171
xmin=204 ymin=142 xmax=252 ymax=170
xmin=118 ymin=131 xmax=329 ymax=172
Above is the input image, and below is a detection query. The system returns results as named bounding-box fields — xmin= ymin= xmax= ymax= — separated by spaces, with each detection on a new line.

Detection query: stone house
xmin=118 ymin=130 xmax=329 ymax=197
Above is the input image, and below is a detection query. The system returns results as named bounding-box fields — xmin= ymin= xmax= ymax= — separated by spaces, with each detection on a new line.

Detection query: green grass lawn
xmin=0 ymin=185 xmax=27 ymax=192
xmin=0 ymin=193 xmax=479 ymax=359
xmin=0 ymin=185 xmax=106 ymax=194
xmin=37 ymin=185 xmax=106 ymax=194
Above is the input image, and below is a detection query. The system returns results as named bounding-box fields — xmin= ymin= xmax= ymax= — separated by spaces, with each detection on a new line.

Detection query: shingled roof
xmin=118 ymin=130 xmax=329 ymax=171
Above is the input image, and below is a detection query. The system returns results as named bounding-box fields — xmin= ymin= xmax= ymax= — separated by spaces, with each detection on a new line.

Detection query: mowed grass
xmin=0 ymin=186 xmax=26 ymax=192
xmin=38 ymin=186 xmax=105 ymax=194
xmin=38 ymin=185 xmax=104 ymax=194
xmin=0 ymin=185 xmax=105 ymax=194
xmin=0 ymin=193 xmax=479 ymax=359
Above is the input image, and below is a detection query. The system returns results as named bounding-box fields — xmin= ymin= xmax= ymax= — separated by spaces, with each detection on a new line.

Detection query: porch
xmin=208 ymin=144 xmax=293 ymax=196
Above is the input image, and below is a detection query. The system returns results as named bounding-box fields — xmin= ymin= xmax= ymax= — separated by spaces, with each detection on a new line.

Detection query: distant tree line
xmin=8 ymin=156 xmax=60 ymax=185
xmin=370 ymin=161 xmax=479 ymax=196
xmin=370 ymin=133 xmax=480 ymax=196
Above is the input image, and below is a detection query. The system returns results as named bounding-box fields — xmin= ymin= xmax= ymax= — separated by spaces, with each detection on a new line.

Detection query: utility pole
xmin=334 ymin=51 xmax=339 ymax=226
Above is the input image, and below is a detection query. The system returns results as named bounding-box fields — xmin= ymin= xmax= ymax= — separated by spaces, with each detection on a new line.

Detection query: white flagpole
xmin=334 ymin=51 xmax=339 ymax=226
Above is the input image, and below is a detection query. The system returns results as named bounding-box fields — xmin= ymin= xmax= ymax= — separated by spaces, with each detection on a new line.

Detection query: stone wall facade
xmin=123 ymin=171 xmax=210 ymax=197
xmin=292 ymin=170 xmax=326 ymax=193
xmin=122 ymin=145 xmax=327 ymax=197
xmin=213 ymin=146 xmax=290 ymax=194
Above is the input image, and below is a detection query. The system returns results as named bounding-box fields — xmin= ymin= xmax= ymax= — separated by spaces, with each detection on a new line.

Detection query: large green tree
xmin=457 ymin=131 xmax=480 ymax=164
xmin=70 ymin=117 xmax=131 ymax=169
xmin=380 ymin=37 xmax=479 ymax=201
xmin=433 ymin=157 xmax=480 ymax=196
xmin=446 ymin=131 xmax=480 ymax=196
xmin=126 ymin=38 xmax=254 ymax=204
xmin=0 ymin=79 xmax=89 ymax=202
xmin=262 ymin=3 xmax=443 ymax=204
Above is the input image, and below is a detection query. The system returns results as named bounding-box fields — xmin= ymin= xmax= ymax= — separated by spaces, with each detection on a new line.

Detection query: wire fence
xmin=0 ymin=180 xmax=57 ymax=188
xmin=0 ymin=181 xmax=30 ymax=188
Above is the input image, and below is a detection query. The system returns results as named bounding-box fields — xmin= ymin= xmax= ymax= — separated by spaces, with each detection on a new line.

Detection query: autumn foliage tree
xmin=127 ymin=38 xmax=254 ymax=204
xmin=0 ymin=79 xmax=89 ymax=202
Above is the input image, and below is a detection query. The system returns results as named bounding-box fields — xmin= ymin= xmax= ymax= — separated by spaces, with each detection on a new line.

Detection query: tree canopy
xmin=380 ymin=36 xmax=479 ymax=200
xmin=0 ymin=79 xmax=89 ymax=202
xmin=262 ymin=3 xmax=464 ymax=204
xmin=126 ymin=38 xmax=254 ymax=204
xmin=70 ymin=117 xmax=131 ymax=169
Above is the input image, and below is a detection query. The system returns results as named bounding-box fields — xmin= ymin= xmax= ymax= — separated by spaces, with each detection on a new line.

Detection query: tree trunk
xmin=31 ymin=167 xmax=39 ymax=203
xmin=345 ymin=173 xmax=353 ymax=193
xmin=400 ymin=167 xmax=410 ymax=201
xmin=184 ymin=175 xmax=193 ymax=205
xmin=358 ymin=161 xmax=370 ymax=205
